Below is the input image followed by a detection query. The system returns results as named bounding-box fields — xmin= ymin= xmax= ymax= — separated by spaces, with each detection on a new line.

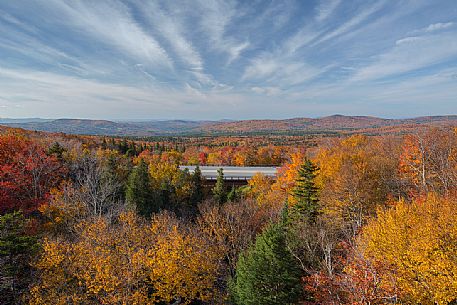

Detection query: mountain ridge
xmin=1 ymin=115 xmax=457 ymax=136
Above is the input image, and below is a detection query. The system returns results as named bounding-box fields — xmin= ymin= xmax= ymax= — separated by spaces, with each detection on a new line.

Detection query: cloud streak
xmin=46 ymin=0 xmax=173 ymax=69
xmin=352 ymin=31 xmax=457 ymax=81
xmin=315 ymin=0 xmax=341 ymax=22
xmin=0 ymin=0 xmax=456 ymax=119
xmin=426 ymin=22 xmax=454 ymax=32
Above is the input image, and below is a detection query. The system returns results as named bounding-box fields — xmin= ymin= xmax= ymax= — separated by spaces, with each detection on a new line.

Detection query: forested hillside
xmin=1 ymin=126 xmax=457 ymax=304
xmin=2 ymin=115 xmax=457 ymax=136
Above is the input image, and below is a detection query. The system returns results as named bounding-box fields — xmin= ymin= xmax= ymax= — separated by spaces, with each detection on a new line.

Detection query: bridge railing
xmin=204 ymin=176 xmax=266 ymax=181
xmin=179 ymin=165 xmax=278 ymax=181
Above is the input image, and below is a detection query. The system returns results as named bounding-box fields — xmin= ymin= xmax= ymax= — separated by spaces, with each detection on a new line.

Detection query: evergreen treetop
xmin=212 ymin=168 xmax=227 ymax=204
xmin=291 ymin=158 xmax=320 ymax=223
xmin=126 ymin=159 xmax=161 ymax=217
xmin=190 ymin=165 xmax=204 ymax=206
xmin=230 ymin=216 xmax=303 ymax=305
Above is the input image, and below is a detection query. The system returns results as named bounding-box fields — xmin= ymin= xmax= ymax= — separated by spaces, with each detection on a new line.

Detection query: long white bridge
xmin=179 ymin=166 xmax=278 ymax=181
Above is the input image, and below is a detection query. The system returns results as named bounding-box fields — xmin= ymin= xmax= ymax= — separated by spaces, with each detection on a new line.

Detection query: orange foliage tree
xmin=271 ymin=151 xmax=306 ymax=203
xmin=400 ymin=129 xmax=457 ymax=196
xmin=245 ymin=173 xmax=274 ymax=206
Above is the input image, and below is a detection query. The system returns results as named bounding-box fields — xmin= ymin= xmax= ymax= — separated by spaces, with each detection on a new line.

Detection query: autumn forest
xmin=0 ymin=124 xmax=456 ymax=305
xmin=2 ymin=0 xmax=457 ymax=303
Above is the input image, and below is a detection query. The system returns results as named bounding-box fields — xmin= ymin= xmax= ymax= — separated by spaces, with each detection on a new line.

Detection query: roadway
xmin=179 ymin=166 xmax=278 ymax=180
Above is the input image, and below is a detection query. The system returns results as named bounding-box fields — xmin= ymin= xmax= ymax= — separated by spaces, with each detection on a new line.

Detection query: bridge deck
xmin=179 ymin=166 xmax=278 ymax=181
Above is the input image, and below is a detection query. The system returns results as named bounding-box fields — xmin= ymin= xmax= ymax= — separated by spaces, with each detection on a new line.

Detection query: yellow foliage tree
xmin=30 ymin=212 xmax=153 ymax=304
xmin=233 ymin=151 xmax=247 ymax=166
xmin=314 ymin=135 xmax=398 ymax=226
xmin=246 ymin=173 xmax=274 ymax=206
xmin=29 ymin=212 xmax=222 ymax=305
xmin=148 ymin=213 xmax=221 ymax=303
xmin=148 ymin=157 xmax=193 ymax=204
xmin=359 ymin=195 xmax=457 ymax=304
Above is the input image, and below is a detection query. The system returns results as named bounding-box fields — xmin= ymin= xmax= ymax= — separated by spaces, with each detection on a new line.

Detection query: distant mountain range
xmin=1 ymin=115 xmax=457 ymax=137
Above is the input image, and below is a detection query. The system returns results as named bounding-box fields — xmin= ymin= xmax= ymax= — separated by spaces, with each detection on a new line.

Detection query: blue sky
xmin=0 ymin=0 xmax=456 ymax=120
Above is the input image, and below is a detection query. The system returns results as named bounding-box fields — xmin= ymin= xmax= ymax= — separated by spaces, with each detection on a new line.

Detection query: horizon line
xmin=2 ymin=114 xmax=457 ymax=122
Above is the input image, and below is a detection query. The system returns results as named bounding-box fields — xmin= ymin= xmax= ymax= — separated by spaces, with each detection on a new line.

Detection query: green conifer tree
xmin=118 ymin=139 xmax=128 ymax=154
xmin=291 ymin=158 xmax=320 ymax=223
xmin=126 ymin=159 xmax=161 ymax=217
xmin=48 ymin=141 xmax=65 ymax=159
xmin=227 ymin=185 xmax=236 ymax=202
xmin=0 ymin=211 xmax=39 ymax=304
xmin=190 ymin=165 xmax=204 ymax=206
xmin=212 ymin=168 xmax=227 ymax=204
xmin=230 ymin=215 xmax=303 ymax=305
xmin=126 ymin=142 xmax=137 ymax=157
xmin=227 ymin=185 xmax=243 ymax=202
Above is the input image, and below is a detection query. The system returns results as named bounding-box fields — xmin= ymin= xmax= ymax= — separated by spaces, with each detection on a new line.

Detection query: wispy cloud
xmin=426 ymin=22 xmax=454 ymax=32
xmin=243 ymin=54 xmax=330 ymax=93
xmin=312 ymin=1 xmax=387 ymax=46
xmin=194 ymin=0 xmax=249 ymax=63
xmin=0 ymin=0 xmax=456 ymax=119
xmin=136 ymin=2 xmax=202 ymax=71
xmin=0 ymin=66 xmax=294 ymax=119
xmin=46 ymin=0 xmax=172 ymax=69
xmin=352 ymin=31 xmax=457 ymax=81
xmin=395 ymin=36 xmax=422 ymax=45
xmin=282 ymin=27 xmax=321 ymax=54
xmin=315 ymin=0 xmax=341 ymax=22
xmin=251 ymin=86 xmax=281 ymax=96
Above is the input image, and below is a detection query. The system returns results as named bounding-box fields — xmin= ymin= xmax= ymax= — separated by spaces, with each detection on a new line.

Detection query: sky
xmin=0 ymin=0 xmax=456 ymax=120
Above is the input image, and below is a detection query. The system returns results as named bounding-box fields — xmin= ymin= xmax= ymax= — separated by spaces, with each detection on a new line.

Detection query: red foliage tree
xmin=0 ymin=134 xmax=65 ymax=214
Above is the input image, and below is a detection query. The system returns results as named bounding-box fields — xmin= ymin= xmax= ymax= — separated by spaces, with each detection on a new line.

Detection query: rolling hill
xmin=1 ymin=115 xmax=457 ymax=136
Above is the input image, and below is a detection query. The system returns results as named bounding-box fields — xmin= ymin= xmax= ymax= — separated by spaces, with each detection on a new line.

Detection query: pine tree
xmin=48 ymin=141 xmax=65 ymax=159
xmin=227 ymin=185 xmax=236 ymax=202
xmin=230 ymin=216 xmax=303 ymax=305
xmin=126 ymin=159 xmax=161 ymax=217
xmin=227 ymin=185 xmax=242 ymax=202
xmin=118 ymin=139 xmax=128 ymax=154
xmin=190 ymin=165 xmax=204 ymax=206
xmin=126 ymin=142 xmax=137 ymax=157
xmin=0 ymin=211 xmax=39 ymax=304
xmin=291 ymin=158 xmax=320 ymax=223
xmin=212 ymin=168 xmax=226 ymax=204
